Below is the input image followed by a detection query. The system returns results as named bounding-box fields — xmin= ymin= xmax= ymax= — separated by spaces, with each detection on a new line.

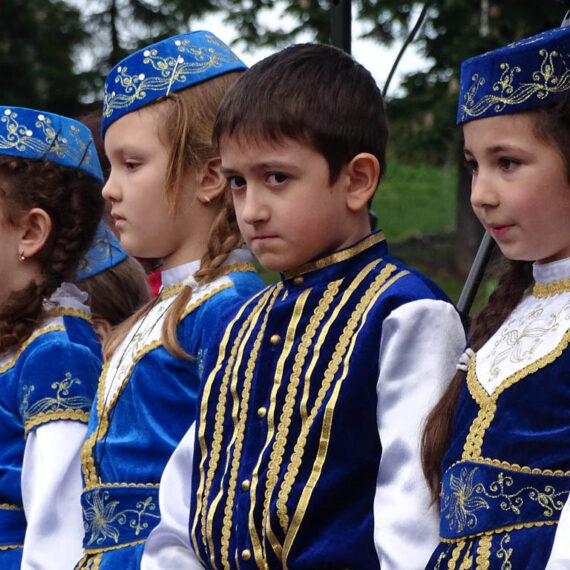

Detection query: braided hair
xmin=0 ymin=156 xmax=103 ymax=355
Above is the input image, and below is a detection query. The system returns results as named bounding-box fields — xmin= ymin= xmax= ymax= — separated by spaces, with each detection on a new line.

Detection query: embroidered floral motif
xmin=82 ymin=489 xmax=160 ymax=546
xmin=460 ymin=49 xmax=570 ymax=119
xmin=20 ymin=372 xmax=90 ymax=421
xmin=496 ymin=533 xmax=513 ymax=570
xmin=444 ymin=467 xmax=490 ymax=533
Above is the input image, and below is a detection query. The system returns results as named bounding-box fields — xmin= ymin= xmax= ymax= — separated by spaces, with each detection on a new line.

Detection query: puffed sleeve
xmin=19 ymin=340 xmax=101 ymax=569
xmin=142 ymin=422 xmax=204 ymax=569
xmin=373 ymin=298 xmax=465 ymax=569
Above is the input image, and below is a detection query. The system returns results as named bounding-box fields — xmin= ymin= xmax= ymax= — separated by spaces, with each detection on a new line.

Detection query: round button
xmin=269 ymin=334 xmax=281 ymax=345
xmin=293 ymin=276 xmax=304 ymax=285
xmin=241 ymin=479 xmax=250 ymax=491
xmin=241 ymin=549 xmax=252 ymax=561
xmin=257 ymin=407 xmax=267 ymax=418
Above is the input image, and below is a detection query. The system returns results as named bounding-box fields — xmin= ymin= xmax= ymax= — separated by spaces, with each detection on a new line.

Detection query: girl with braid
xmin=0 ymin=107 xmax=104 ymax=568
xmin=423 ymin=25 xmax=570 ymax=568
xmin=76 ymin=31 xmax=263 ymax=569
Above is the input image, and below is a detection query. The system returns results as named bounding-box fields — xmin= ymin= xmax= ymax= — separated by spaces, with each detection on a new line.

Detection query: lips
xmin=488 ymin=224 xmax=514 ymax=238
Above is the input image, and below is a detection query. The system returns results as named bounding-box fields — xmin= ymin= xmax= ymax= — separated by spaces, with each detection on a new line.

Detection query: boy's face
xmin=220 ymin=136 xmax=368 ymax=272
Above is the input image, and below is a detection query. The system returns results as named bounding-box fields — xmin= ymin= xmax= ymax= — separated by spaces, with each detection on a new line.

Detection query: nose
xmin=102 ymin=170 xmax=120 ymax=203
xmin=238 ymin=185 xmax=269 ymax=226
xmin=470 ymin=169 xmax=499 ymax=210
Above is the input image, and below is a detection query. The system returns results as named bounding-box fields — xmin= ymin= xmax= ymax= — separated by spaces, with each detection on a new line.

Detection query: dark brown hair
xmin=0 ymin=156 xmax=103 ymax=355
xmin=421 ymin=93 xmax=570 ymax=503
xmin=103 ymin=71 xmax=245 ymax=361
xmin=213 ymin=43 xmax=389 ymax=185
xmin=76 ymin=256 xmax=150 ymax=327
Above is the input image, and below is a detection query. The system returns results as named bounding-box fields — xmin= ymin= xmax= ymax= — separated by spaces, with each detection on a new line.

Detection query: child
xmin=76 ymin=221 xmax=151 ymax=342
xmin=142 ymin=43 xmax=466 ymax=569
xmin=76 ymin=31 xmax=264 ymax=569
xmin=422 ymin=25 xmax=570 ymax=569
xmin=0 ymin=107 xmax=104 ymax=568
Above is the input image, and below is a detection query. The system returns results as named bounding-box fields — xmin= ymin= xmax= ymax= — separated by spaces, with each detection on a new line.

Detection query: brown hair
xmin=0 ymin=156 xmax=103 ymax=355
xmin=76 ymin=256 xmax=150 ymax=327
xmin=213 ymin=43 xmax=389 ymax=186
xmin=103 ymin=71 xmax=244 ymax=361
xmin=421 ymin=93 xmax=570 ymax=504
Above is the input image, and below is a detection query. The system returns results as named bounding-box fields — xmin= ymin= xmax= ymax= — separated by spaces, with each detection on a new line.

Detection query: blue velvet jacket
xmin=77 ymin=259 xmax=263 ymax=569
xmin=0 ymin=305 xmax=101 ymax=567
xmin=189 ymin=232 xmax=459 ymax=569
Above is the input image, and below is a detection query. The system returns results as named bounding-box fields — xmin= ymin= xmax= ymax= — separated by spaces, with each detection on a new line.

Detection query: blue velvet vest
xmin=190 ymin=232 xmax=455 ymax=569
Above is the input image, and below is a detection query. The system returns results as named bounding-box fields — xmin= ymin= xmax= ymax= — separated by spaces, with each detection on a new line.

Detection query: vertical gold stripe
xmin=448 ymin=541 xmax=466 ymax=570
xmin=281 ymin=268 xmax=408 ymax=561
xmin=218 ymin=287 xmax=282 ymax=568
xmin=206 ymin=292 xmax=272 ymax=564
xmin=475 ymin=534 xmax=492 ymax=569
xmin=190 ymin=289 xmax=271 ymax=564
xmin=248 ymin=288 xmax=315 ymax=567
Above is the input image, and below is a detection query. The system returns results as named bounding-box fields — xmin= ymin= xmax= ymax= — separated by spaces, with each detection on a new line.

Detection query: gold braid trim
xmin=75 ymin=552 xmax=102 ymax=569
xmin=0 ymin=544 xmax=22 ymax=551
xmin=45 ymin=306 xmax=92 ymax=322
xmin=0 ymin=504 xmax=22 ymax=510
xmin=83 ymin=537 xmax=146 ymax=555
xmin=0 ymin=325 xmax=64 ymax=374
xmin=448 ymin=541 xmax=467 ymax=570
xmin=475 ymin=534 xmax=492 ymax=569
xmin=24 ymin=409 xmax=89 ymax=437
xmin=533 ymin=277 xmax=570 ymax=298
xmin=180 ymin=283 xmax=233 ymax=319
xmin=439 ymin=519 xmax=557 ymax=543
xmin=447 ymin=457 xmax=570 ymax=477
xmin=463 ymin=329 xmax=570 ymax=460
xmin=87 ymin=482 xmax=159 ymax=489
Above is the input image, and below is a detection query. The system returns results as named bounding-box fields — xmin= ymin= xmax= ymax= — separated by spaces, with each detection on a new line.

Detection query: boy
xmin=142 ymin=43 xmax=465 ymax=569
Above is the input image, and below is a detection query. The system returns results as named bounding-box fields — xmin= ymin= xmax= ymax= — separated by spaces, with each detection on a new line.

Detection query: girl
xmin=0 ymin=107 xmax=104 ymax=568
xmin=422 ymin=25 xmax=570 ymax=568
xmin=76 ymin=31 xmax=264 ymax=569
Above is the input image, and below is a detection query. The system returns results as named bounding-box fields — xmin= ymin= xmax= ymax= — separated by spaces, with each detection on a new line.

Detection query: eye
xmin=227 ymin=176 xmax=246 ymax=191
xmin=125 ymin=160 xmax=141 ymax=171
xmin=267 ymin=172 xmax=288 ymax=185
xmin=498 ymin=157 xmax=520 ymax=171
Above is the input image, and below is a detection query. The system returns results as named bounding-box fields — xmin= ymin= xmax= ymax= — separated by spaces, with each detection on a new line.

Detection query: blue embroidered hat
xmin=76 ymin=222 xmax=128 ymax=281
xmin=101 ymin=30 xmax=247 ymax=136
xmin=0 ymin=107 xmax=103 ymax=181
xmin=457 ymin=26 xmax=570 ymax=124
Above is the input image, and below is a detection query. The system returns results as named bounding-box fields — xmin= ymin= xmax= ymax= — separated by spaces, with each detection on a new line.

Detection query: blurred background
xmin=1 ymin=0 xmax=565 ymax=311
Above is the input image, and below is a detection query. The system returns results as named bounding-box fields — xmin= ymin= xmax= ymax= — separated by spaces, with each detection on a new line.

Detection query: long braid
xmin=421 ymin=258 xmax=533 ymax=503
xmin=0 ymin=157 xmax=103 ymax=355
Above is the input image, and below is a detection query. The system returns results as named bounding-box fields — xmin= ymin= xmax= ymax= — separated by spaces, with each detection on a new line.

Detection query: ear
xmin=345 ymin=153 xmax=380 ymax=212
xmin=196 ymin=157 xmax=227 ymax=205
xmin=92 ymin=317 xmax=112 ymax=342
xmin=18 ymin=208 xmax=52 ymax=259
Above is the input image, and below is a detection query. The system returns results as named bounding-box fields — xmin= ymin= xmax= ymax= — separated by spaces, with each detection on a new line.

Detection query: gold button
xmin=269 ymin=334 xmax=281 ymax=345
xmin=241 ymin=549 xmax=251 ymax=561
xmin=241 ymin=479 xmax=250 ymax=491
xmin=257 ymin=407 xmax=267 ymax=418
xmin=293 ymin=276 xmax=304 ymax=285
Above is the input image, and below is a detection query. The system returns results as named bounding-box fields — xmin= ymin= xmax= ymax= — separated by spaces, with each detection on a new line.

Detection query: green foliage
xmin=0 ymin=0 xmax=88 ymax=115
xmin=373 ymin=155 xmax=456 ymax=241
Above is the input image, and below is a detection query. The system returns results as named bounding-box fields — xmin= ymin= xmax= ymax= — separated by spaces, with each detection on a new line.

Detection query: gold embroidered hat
xmin=0 ymin=107 xmax=103 ymax=181
xmin=101 ymin=30 xmax=247 ymax=136
xmin=457 ymin=25 xmax=570 ymax=124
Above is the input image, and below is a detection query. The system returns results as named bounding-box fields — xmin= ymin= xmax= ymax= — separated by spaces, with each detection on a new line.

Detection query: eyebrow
xmin=464 ymin=144 xmax=523 ymax=156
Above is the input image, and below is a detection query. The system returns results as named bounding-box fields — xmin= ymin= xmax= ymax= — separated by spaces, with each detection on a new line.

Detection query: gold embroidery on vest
xmin=475 ymin=533 xmax=492 ymax=569
xmin=190 ymin=289 xmax=268 ymax=566
xmin=496 ymin=533 xmax=512 ymax=570
xmin=448 ymin=540 xmax=467 ymax=569
xmin=283 ymin=267 xmax=409 ymax=562
xmin=463 ymin=329 xmax=570 ymax=461
xmin=440 ymin=520 xmax=557 ymax=543
xmin=218 ymin=288 xmax=281 ymax=569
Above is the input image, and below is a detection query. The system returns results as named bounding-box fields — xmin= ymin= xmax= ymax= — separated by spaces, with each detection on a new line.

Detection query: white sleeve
xmin=374 ymin=298 xmax=465 ymax=570
xmin=545 ymin=500 xmax=570 ymax=569
xmin=141 ymin=422 xmax=204 ymax=569
xmin=21 ymin=420 xmax=87 ymax=570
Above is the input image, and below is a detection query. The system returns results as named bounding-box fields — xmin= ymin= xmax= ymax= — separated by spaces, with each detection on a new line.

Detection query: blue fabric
xmin=77 ymin=222 xmax=128 ymax=281
xmin=0 ymin=313 xmax=101 ymax=568
xmin=101 ymin=30 xmax=247 ymax=135
xmin=427 ymin=340 xmax=570 ymax=568
xmin=189 ymin=232 xmax=457 ymax=569
xmin=457 ymin=26 xmax=570 ymax=124
xmin=79 ymin=267 xmax=263 ymax=568
xmin=0 ymin=107 xmax=103 ymax=180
